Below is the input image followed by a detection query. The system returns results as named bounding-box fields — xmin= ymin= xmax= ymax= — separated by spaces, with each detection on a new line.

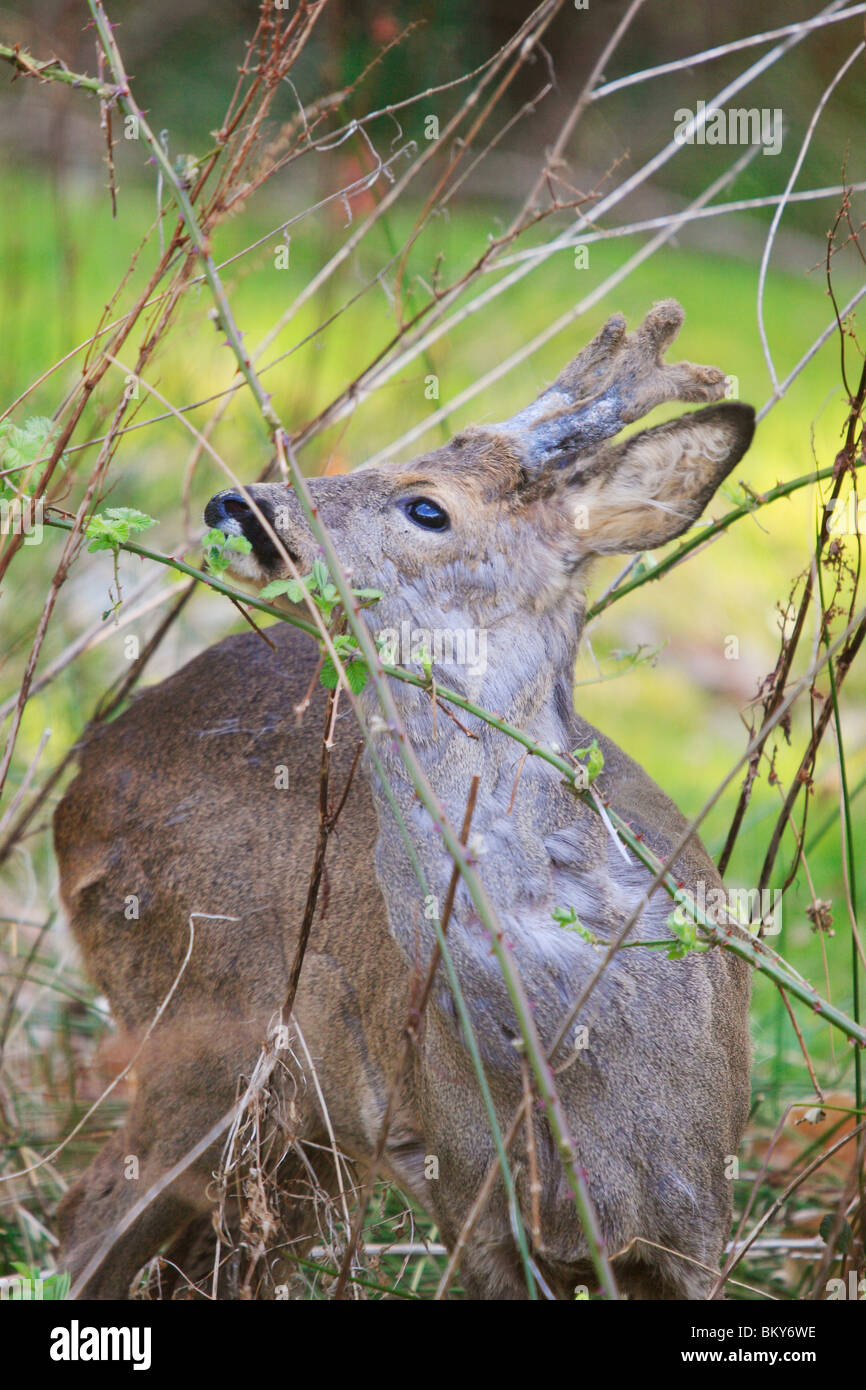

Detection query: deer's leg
xmin=456 ymin=1240 xmax=533 ymax=1300
xmin=430 ymin=1195 xmax=533 ymax=1301
xmin=57 ymin=1016 xmax=263 ymax=1299
xmin=57 ymin=1130 xmax=199 ymax=1299
xmin=617 ymin=1259 xmax=714 ymax=1301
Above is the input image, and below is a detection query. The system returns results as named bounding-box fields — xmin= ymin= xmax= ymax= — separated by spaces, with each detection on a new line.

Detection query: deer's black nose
xmin=204 ymin=491 xmax=264 ymax=529
xmin=204 ymin=489 xmax=283 ymax=569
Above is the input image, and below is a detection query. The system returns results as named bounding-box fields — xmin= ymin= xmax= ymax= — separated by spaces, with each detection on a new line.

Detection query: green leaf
xmin=86 ymin=506 xmax=156 ymax=553
xmin=87 ymin=530 xmax=122 ymax=553
xmin=103 ymin=507 xmax=155 ymax=533
xmin=630 ymin=551 xmax=657 ymax=581
xmin=320 ymin=658 xmax=339 ymax=689
xmin=353 ymin=587 xmax=383 ymax=602
xmin=552 ymin=905 xmax=598 ymax=943
xmin=0 ymin=416 xmax=64 ymax=494
xmin=345 ymin=659 xmax=369 ymax=694
xmin=204 ymin=528 xmax=252 ymax=577
xmin=319 ymin=657 xmax=369 ymax=694
xmin=46 ymin=1270 xmax=72 ymax=1301
xmin=311 ymin=558 xmax=330 ymax=592
xmin=665 ymin=915 xmax=709 ymax=960
xmin=259 ymin=578 xmax=293 ymax=600
xmin=572 ymin=738 xmax=604 ymax=784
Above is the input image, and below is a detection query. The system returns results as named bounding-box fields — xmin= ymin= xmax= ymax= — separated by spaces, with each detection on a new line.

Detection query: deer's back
xmin=53 ymin=624 xmax=417 ymax=1154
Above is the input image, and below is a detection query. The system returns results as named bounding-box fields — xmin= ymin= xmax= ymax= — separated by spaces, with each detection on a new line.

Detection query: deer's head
xmin=205 ymin=301 xmax=753 ymax=705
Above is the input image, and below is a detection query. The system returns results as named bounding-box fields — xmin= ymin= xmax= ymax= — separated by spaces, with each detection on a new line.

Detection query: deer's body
xmin=55 ymin=304 xmax=754 ymax=1298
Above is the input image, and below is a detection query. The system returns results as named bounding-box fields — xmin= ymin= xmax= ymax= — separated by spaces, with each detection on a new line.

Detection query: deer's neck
xmin=359 ymin=605 xmax=652 ymax=1071
xmin=371 ymin=602 xmax=579 ymax=766
xmin=363 ymin=607 xmax=585 ymax=928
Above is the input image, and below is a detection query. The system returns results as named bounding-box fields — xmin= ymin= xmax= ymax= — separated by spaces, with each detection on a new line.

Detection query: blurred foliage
xmin=2 ymin=1 xmax=865 ymax=234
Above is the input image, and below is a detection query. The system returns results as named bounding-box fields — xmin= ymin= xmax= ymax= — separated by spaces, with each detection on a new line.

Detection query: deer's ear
xmin=564 ymin=402 xmax=755 ymax=555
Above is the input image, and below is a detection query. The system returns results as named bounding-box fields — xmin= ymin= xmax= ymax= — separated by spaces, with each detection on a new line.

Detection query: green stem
xmin=42 ymin=515 xmax=319 ymax=639
xmin=0 ymin=43 xmax=117 ymax=98
xmin=805 ymin=772 xmax=866 ymax=853
xmin=285 ymin=1251 xmax=423 ymax=1300
xmin=816 ymin=553 xmax=862 ymax=1108
xmin=603 ymin=804 xmax=866 ymax=1049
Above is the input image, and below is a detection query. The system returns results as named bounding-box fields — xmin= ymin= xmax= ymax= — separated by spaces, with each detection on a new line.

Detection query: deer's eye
xmin=404 ymin=497 xmax=450 ymax=531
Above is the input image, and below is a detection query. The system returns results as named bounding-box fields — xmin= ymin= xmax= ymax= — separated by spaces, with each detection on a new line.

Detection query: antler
xmin=493 ymin=300 xmax=729 ymax=470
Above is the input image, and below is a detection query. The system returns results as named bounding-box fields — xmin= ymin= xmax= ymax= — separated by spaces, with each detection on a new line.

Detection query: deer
xmin=54 ymin=301 xmax=754 ymax=1300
